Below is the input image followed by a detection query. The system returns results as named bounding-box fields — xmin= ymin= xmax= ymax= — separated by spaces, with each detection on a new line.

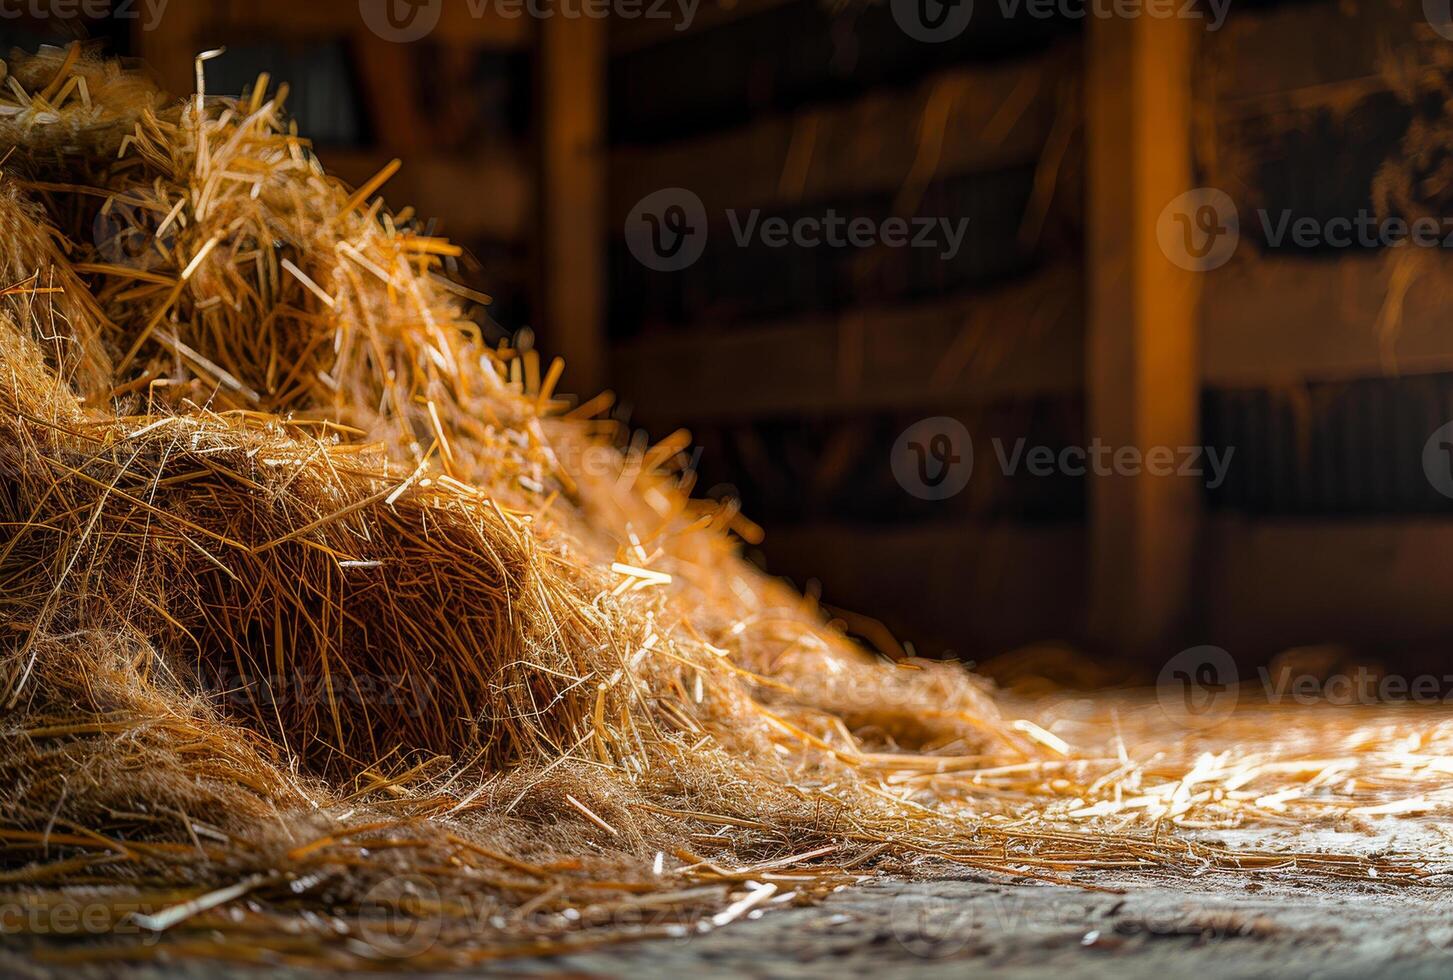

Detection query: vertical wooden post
xmin=352 ymin=32 xmax=428 ymax=157
xmin=1085 ymin=15 xmax=1202 ymax=655
xmin=133 ymin=1 xmax=207 ymax=97
xmin=537 ymin=17 xmax=607 ymax=397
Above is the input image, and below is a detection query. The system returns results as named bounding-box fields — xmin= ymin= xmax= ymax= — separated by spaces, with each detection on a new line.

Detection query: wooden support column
xmin=537 ymin=16 xmax=607 ymax=398
xmin=133 ymin=1 xmax=208 ymax=96
xmin=1085 ymin=15 xmax=1202 ymax=656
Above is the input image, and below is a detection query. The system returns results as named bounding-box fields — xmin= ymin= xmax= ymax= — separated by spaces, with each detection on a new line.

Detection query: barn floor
xmin=519 ymin=833 xmax=1453 ymax=980
xmin=10 ymin=822 xmax=1450 ymax=979
xmin=515 ymin=819 xmax=1453 ymax=978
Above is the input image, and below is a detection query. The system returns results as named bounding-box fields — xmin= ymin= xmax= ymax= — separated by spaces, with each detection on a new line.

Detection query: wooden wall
xmin=8 ymin=0 xmax=1453 ymax=666
xmin=601 ymin=0 xmax=1453 ymax=665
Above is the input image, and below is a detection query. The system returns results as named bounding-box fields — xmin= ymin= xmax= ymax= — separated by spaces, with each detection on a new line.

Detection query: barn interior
xmin=2 ymin=0 xmax=1453 ymax=976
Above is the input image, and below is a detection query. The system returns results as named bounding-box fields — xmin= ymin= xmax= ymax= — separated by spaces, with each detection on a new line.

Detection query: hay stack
xmin=0 ymin=45 xmax=1449 ymax=970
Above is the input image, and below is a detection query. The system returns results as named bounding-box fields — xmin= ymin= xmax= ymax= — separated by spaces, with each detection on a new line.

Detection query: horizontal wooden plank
xmin=608 ymin=0 xmax=795 ymax=54
xmin=201 ymin=0 xmax=532 ymax=47
xmin=760 ymin=515 xmax=1453 ymax=659
xmin=610 ymin=266 xmax=1082 ymax=420
xmin=610 ymin=46 xmax=1077 ymax=220
xmin=760 ymin=520 xmax=1085 ymax=659
xmin=317 ymin=149 xmax=532 ymax=242
xmin=1201 ymin=254 xmax=1453 ymax=386
xmin=1205 ymin=2 xmax=1432 ymax=118
xmin=1203 ymin=516 xmax=1453 ymax=655
xmin=609 ymin=1 xmax=1076 ymax=144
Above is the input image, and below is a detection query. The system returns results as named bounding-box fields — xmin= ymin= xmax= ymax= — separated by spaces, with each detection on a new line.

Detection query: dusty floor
xmin=521 ymin=826 xmax=1453 ymax=979
xmin=6 ymin=824 xmax=1451 ymax=979
xmin=529 ymin=862 xmax=1453 ymax=979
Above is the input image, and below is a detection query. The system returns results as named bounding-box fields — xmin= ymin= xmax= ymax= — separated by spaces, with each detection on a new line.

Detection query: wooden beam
xmin=609 ymin=0 xmax=797 ymax=54
xmin=211 ymin=0 xmax=531 ymax=48
xmin=134 ymin=0 xmax=207 ymax=96
xmin=537 ymin=15 xmax=607 ymax=396
xmin=135 ymin=2 xmax=532 ymax=127
xmin=610 ymin=47 xmax=1076 ymax=221
xmin=760 ymin=516 xmax=1453 ymax=665
xmin=351 ymin=30 xmax=429 ymax=156
xmin=318 ymin=149 xmax=531 ymax=243
xmin=762 ymin=521 xmax=1086 ymax=660
xmin=1203 ymin=255 xmax=1453 ymax=387
xmin=611 ymin=267 xmax=1082 ymax=421
xmin=1204 ymin=1 xmax=1427 ymax=111
xmin=1084 ymin=16 xmax=1201 ymax=655
xmin=1203 ymin=517 xmax=1453 ymax=656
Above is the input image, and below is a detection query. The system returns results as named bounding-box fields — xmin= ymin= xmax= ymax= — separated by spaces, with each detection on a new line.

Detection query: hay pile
xmin=0 ymin=45 xmax=1450 ymax=970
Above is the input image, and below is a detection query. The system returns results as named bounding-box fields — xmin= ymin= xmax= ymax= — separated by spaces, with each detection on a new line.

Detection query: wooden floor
xmin=527 ymin=833 xmax=1453 ymax=979
xmin=536 ymin=818 xmax=1453 ymax=978
xmin=14 ymin=822 xmax=1451 ymax=979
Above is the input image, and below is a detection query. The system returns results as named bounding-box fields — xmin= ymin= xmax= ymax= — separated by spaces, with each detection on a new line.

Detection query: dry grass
xmin=0 ymin=44 xmax=1449 ymax=970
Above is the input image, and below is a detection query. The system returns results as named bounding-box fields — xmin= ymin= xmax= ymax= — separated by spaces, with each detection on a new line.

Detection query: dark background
xmin=7 ymin=0 xmax=1453 ymax=673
